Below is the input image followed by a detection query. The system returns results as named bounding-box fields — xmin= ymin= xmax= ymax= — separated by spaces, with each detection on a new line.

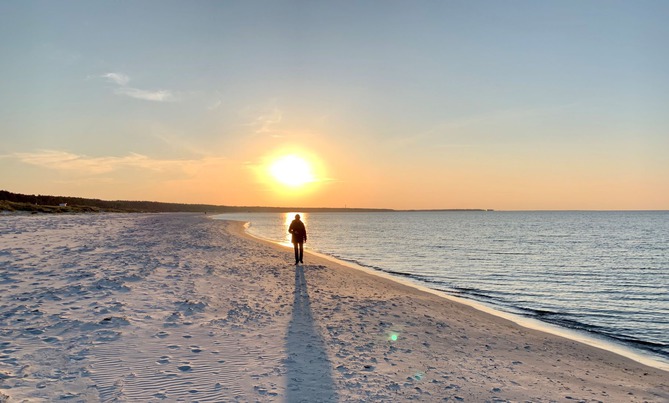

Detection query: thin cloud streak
xmin=11 ymin=150 xmax=223 ymax=175
xmin=101 ymin=72 xmax=130 ymax=86
xmin=207 ymin=99 xmax=222 ymax=111
xmin=255 ymin=108 xmax=283 ymax=134
xmin=114 ymin=87 xmax=177 ymax=102
xmin=99 ymin=72 xmax=178 ymax=102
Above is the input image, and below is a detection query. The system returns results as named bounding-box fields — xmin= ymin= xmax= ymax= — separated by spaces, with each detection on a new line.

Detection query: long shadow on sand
xmin=285 ymin=265 xmax=338 ymax=402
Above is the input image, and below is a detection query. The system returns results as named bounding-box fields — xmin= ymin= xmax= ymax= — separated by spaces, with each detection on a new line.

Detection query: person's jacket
xmin=289 ymin=220 xmax=307 ymax=243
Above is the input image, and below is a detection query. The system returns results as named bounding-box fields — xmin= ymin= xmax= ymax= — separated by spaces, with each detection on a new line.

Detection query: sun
xmin=269 ymin=155 xmax=316 ymax=187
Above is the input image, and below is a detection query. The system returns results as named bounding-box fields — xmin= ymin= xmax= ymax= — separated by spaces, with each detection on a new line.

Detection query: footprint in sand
xmin=177 ymin=364 xmax=192 ymax=372
xmin=190 ymin=346 xmax=203 ymax=353
xmin=94 ymin=330 xmax=121 ymax=342
xmin=25 ymin=328 xmax=44 ymax=335
xmin=155 ymin=331 xmax=169 ymax=339
xmin=156 ymin=356 xmax=170 ymax=365
xmin=167 ymin=345 xmax=180 ymax=350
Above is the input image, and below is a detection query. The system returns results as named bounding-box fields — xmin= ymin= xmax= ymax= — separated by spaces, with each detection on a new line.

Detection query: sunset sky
xmin=1 ymin=1 xmax=668 ymax=210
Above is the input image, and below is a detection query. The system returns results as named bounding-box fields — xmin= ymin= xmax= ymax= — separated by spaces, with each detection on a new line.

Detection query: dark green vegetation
xmin=0 ymin=200 xmax=109 ymax=213
xmin=0 ymin=190 xmax=396 ymax=214
xmin=1 ymin=190 xmax=489 ymax=214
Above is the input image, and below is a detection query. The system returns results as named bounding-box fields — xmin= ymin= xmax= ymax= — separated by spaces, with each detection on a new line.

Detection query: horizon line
xmin=2 ymin=189 xmax=667 ymax=213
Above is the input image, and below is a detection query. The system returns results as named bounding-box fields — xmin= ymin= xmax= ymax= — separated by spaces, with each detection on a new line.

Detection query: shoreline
xmin=220 ymin=221 xmax=669 ymax=401
xmin=222 ymin=216 xmax=669 ymax=401
xmin=2 ymin=213 xmax=667 ymax=401
xmin=230 ymin=217 xmax=669 ymax=373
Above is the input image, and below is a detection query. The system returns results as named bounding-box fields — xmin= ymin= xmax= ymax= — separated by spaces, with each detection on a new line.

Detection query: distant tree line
xmin=0 ymin=190 xmax=227 ymax=213
xmin=0 ymin=190 xmax=393 ymax=213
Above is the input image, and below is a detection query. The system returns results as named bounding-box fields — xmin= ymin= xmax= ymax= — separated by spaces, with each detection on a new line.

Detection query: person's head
xmin=295 ymin=214 xmax=300 ymax=220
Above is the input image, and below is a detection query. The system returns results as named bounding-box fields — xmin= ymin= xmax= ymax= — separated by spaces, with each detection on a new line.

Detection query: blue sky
xmin=1 ymin=1 xmax=668 ymax=209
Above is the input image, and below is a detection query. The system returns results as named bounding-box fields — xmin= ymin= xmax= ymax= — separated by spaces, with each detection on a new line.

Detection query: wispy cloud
xmin=102 ymin=72 xmax=130 ymax=86
xmin=10 ymin=150 xmax=218 ymax=175
xmin=206 ymin=91 xmax=224 ymax=111
xmin=114 ymin=87 xmax=177 ymax=102
xmin=207 ymin=99 xmax=222 ymax=111
xmin=240 ymin=107 xmax=285 ymax=137
xmin=255 ymin=108 xmax=283 ymax=134
xmin=98 ymin=72 xmax=177 ymax=102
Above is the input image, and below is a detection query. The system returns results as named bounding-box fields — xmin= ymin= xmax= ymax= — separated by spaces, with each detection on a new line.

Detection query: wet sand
xmin=0 ymin=213 xmax=666 ymax=401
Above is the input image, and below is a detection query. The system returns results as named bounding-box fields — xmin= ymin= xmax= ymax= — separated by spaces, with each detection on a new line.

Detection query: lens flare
xmin=413 ymin=371 xmax=425 ymax=381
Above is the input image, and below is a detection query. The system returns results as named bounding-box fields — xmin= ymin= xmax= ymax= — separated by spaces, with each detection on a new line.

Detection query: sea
xmin=213 ymin=211 xmax=669 ymax=367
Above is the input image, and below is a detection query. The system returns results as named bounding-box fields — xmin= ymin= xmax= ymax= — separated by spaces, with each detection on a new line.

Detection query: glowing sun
xmin=269 ymin=155 xmax=315 ymax=187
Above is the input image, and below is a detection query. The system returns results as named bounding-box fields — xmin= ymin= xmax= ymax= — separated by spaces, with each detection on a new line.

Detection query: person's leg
xmin=293 ymin=242 xmax=299 ymax=264
xmin=298 ymin=242 xmax=304 ymax=263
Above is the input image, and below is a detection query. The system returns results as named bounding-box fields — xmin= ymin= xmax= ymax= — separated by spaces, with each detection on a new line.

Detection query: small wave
xmin=381 ymin=269 xmax=417 ymax=278
xmin=512 ymin=309 xmax=669 ymax=359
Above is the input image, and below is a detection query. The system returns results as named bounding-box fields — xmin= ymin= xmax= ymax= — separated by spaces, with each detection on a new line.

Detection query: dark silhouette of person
xmin=288 ymin=214 xmax=307 ymax=265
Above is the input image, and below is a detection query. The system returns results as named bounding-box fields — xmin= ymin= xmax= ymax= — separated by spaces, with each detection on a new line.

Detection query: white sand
xmin=0 ymin=213 xmax=667 ymax=402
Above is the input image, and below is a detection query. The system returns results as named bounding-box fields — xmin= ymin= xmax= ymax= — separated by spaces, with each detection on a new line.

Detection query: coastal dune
xmin=0 ymin=213 xmax=667 ymax=402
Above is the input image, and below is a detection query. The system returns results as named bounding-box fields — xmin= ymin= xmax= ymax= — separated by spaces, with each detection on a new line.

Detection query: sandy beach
xmin=1 ymin=213 xmax=667 ymax=402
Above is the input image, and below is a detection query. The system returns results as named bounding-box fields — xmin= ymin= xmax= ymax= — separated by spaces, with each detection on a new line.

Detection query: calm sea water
xmin=214 ymin=211 xmax=669 ymax=363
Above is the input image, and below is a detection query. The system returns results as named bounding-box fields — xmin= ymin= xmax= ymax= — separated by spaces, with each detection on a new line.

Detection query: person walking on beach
xmin=288 ymin=214 xmax=307 ymax=265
